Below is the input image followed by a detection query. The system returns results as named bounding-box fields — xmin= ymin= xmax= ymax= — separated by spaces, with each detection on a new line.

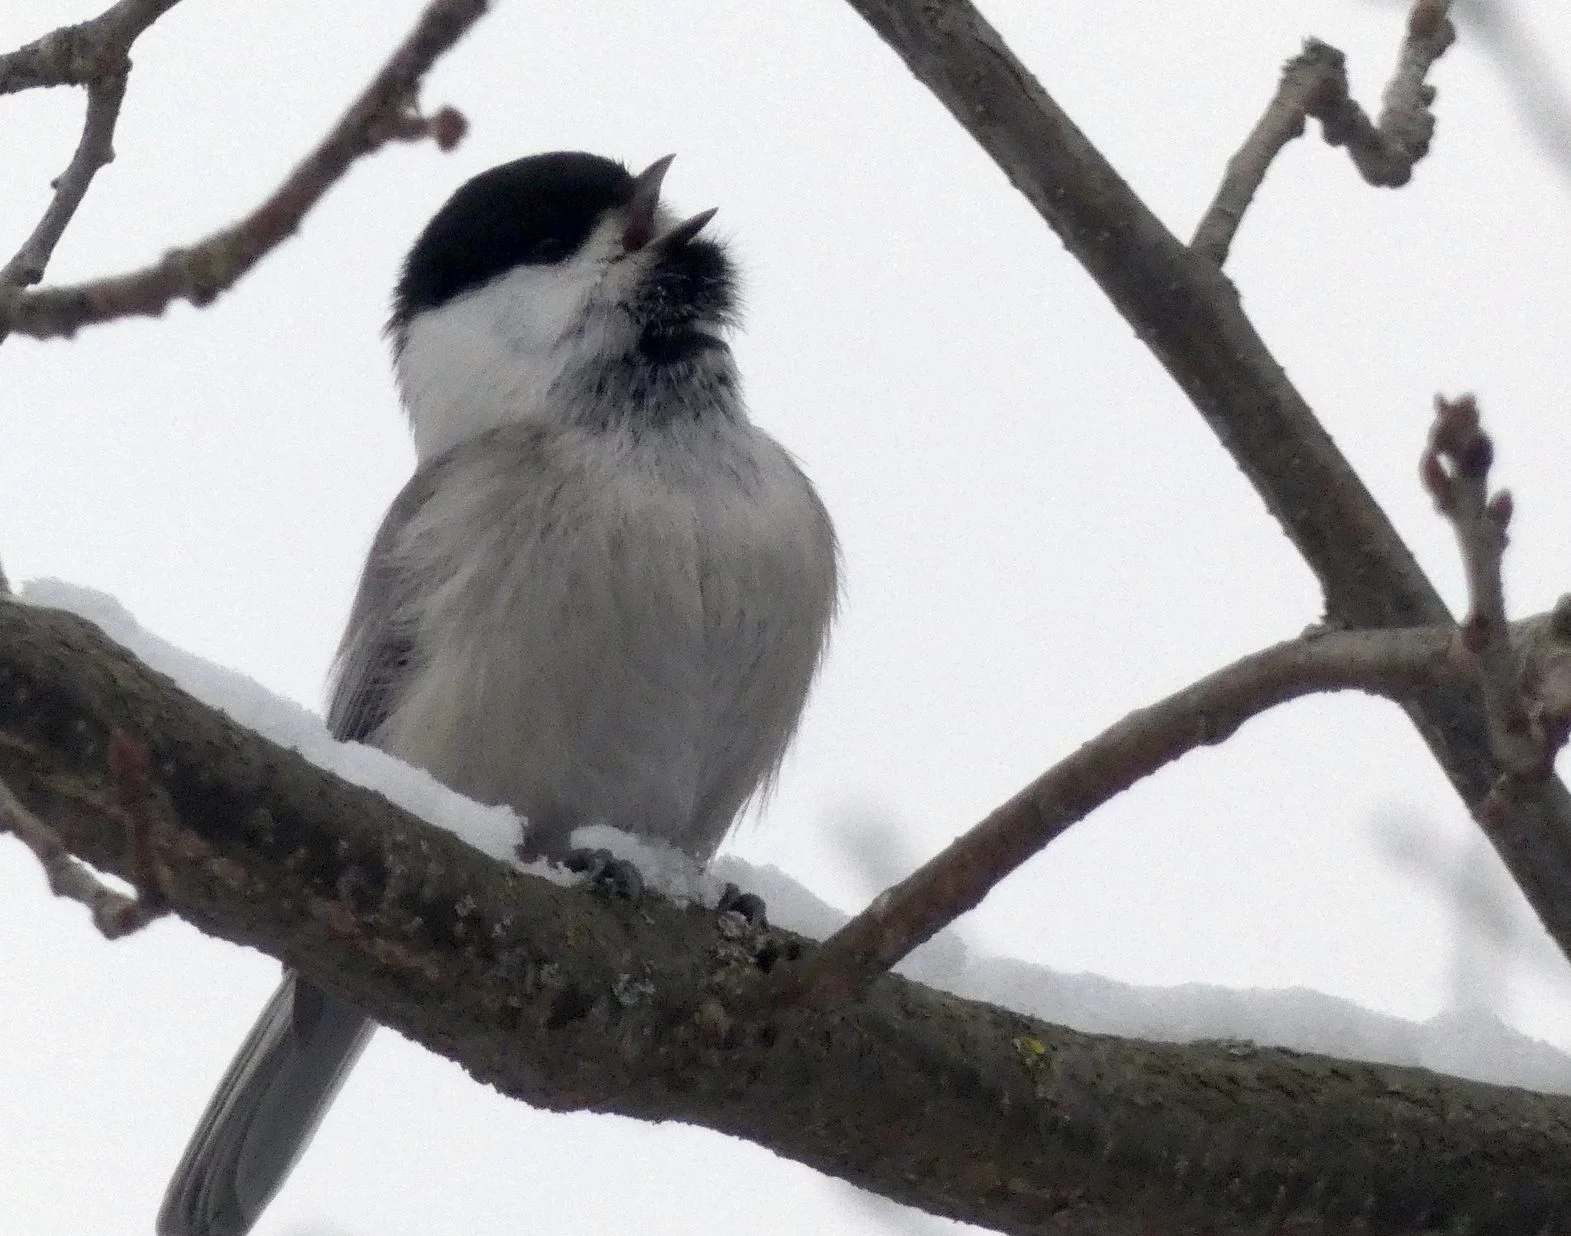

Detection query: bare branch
xmin=1 ymin=0 xmax=187 ymax=298
xmin=1519 ymin=597 xmax=1571 ymax=757
xmin=790 ymin=392 xmax=1571 ymax=1004
xmin=0 ymin=0 xmax=181 ymax=96
xmin=1193 ymin=43 xmax=1345 ymax=267
xmin=1421 ymin=395 xmax=1571 ymax=844
xmin=0 ymin=771 xmax=160 ymax=938
xmin=1192 ymin=0 xmax=1456 ymax=265
xmin=0 ymin=0 xmax=486 ymax=341
xmin=105 ymin=728 xmax=170 ymax=917
xmin=1373 ymin=0 xmax=1458 ymax=175
xmin=780 ymin=626 xmax=1462 ymax=1006
xmin=840 ymin=0 xmax=1571 ymax=977
xmin=1 ymin=67 xmax=129 ymax=288
xmin=1422 ymin=395 xmax=1539 ymax=771
xmin=1356 ymin=0 xmax=1571 ymax=190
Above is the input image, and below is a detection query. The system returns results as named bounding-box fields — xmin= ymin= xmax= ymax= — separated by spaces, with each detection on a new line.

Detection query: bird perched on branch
xmin=158 ymin=150 xmax=837 ymax=1236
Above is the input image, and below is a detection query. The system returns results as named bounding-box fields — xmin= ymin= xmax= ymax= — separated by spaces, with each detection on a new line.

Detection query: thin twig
xmin=0 ymin=773 xmax=159 ymax=938
xmin=106 ymin=729 xmax=170 ymax=921
xmin=1421 ymin=395 xmax=1537 ymax=771
xmin=1370 ymin=0 xmax=1458 ymax=176
xmin=1192 ymin=0 xmax=1456 ymax=264
xmin=0 ymin=0 xmax=486 ymax=341
xmin=839 ymin=0 xmax=1571 ymax=981
xmin=0 ymin=0 xmax=181 ymax=95
xmin=1 ymin=67 xmax=130 ymax=288
xmin=777 ymin=624 xmax=1462 ymax=1006
xmin=1423 ymin=396 xmax=1571 ymax=830
xmin=1 ymin=0 xmax=185 ymax=311
xmin=786 ymin=395 xmax=1571 ymax=1006
xmin=1192 ymin=42 xmax=1347 ymax=267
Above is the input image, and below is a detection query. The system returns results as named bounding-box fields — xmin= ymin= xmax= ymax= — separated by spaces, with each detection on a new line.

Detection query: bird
xmin=156 ymin=151 xmax=838 ymax=1236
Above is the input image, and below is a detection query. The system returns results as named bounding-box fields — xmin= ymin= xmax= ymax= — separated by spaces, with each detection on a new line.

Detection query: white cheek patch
xmin=394 ymin=220 xmax=647 ymax=461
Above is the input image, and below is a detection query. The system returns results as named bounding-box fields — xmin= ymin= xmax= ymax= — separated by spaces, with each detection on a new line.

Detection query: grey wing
xmin=157 ymin=464 xmax=443 ymax=1236
xmin=327 ymin=461 xmax=445 ymax=743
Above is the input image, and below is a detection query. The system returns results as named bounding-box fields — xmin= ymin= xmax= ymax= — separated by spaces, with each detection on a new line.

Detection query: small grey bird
xmin=157 ymin=151 xmax=837 ymax=1236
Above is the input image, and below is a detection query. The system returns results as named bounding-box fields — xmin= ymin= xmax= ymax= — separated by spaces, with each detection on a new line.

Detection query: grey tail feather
xmin=156 ymin=974 xmax=374 ymax=1236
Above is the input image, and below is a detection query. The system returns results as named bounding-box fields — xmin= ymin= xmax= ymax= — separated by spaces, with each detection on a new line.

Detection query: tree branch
xmin=1192 ymin=0 xmax=1455 ymax=265
xmin=787 ymin=387 xmax=1571 ymax=1003
xmin=0 ymin=0 xmax=485 ymax=341
xmin=0 ymin=0 xmax=181 ymax=96
xmin=1422 ymin=395 xmax=1536 ymax=765
xmin=1 ymin=65 xmax=129 ymax=288
xmin=838 ymin=0 xmax=1571 ymax=980
xmin=1 ymin=0 xmax=187 ymax=308
xmin=0 ymin=768 xmax=160 ymax=937
xmin=7 ymin=597 xmax=1571 ymax=1234
xmin=783 ymin=626 xmax=1463 ymax=1007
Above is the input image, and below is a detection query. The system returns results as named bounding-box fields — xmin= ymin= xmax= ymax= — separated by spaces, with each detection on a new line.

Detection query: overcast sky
xmin=5 ymin=3 xmax=1571 ymax=1234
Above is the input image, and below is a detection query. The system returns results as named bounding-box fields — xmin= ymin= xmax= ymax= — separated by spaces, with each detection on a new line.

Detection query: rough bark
xmin=6 ymin=597 xmax=1571 ymax=1235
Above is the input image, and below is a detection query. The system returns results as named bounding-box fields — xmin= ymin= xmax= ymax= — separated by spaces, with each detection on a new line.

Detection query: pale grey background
xmin=4 ymin=3 xmax=1571 ymax=1233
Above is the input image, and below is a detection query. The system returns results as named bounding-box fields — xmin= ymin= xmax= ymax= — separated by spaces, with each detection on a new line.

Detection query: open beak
xmin=623 ymin=154 xmax=717 ymax=252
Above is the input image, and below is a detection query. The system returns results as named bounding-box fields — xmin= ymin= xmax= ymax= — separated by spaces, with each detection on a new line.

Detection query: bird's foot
xmin=716 ymin=882 xmax=766 ymax=927
xmin=562 ymin=847 xmax=644 ymax=900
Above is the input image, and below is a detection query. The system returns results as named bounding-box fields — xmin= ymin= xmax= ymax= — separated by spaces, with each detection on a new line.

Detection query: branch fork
xmin=0 ymin=0 xmax=489 ymax=340
xmin=0 ymin=730 xmax=167 ymax=938
xmin=778 ymin=396 xmax=1571 ymax=1008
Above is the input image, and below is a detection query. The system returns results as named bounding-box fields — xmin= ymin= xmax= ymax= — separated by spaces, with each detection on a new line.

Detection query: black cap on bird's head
xmin=388 ymin=151 xmax=736 ymax=350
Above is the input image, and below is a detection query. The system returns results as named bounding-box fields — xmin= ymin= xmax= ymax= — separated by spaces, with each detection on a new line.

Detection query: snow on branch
xmin=8 ymin=1 xmax=1571 ymax=1230
xmin=6 ymin=589 xmax=1571 ymax=1232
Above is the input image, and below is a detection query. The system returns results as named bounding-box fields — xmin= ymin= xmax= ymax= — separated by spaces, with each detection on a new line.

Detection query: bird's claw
xmin=717 ymin=882 xmax=767 ymax=927
xmin=563 ymin=847 xmax=644 ymax=900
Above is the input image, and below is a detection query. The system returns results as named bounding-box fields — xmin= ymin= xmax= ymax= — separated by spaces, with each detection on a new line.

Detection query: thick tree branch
xmin=7 ymin=598 xmax=1571 ymax=1233
xmin=1192 ymin=0 xmax=1455 ymax=265
xmin=0 ymin=0 xmax=484 ymax=341
xmin=839 ymin=0 xmax=1571 ymax=979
